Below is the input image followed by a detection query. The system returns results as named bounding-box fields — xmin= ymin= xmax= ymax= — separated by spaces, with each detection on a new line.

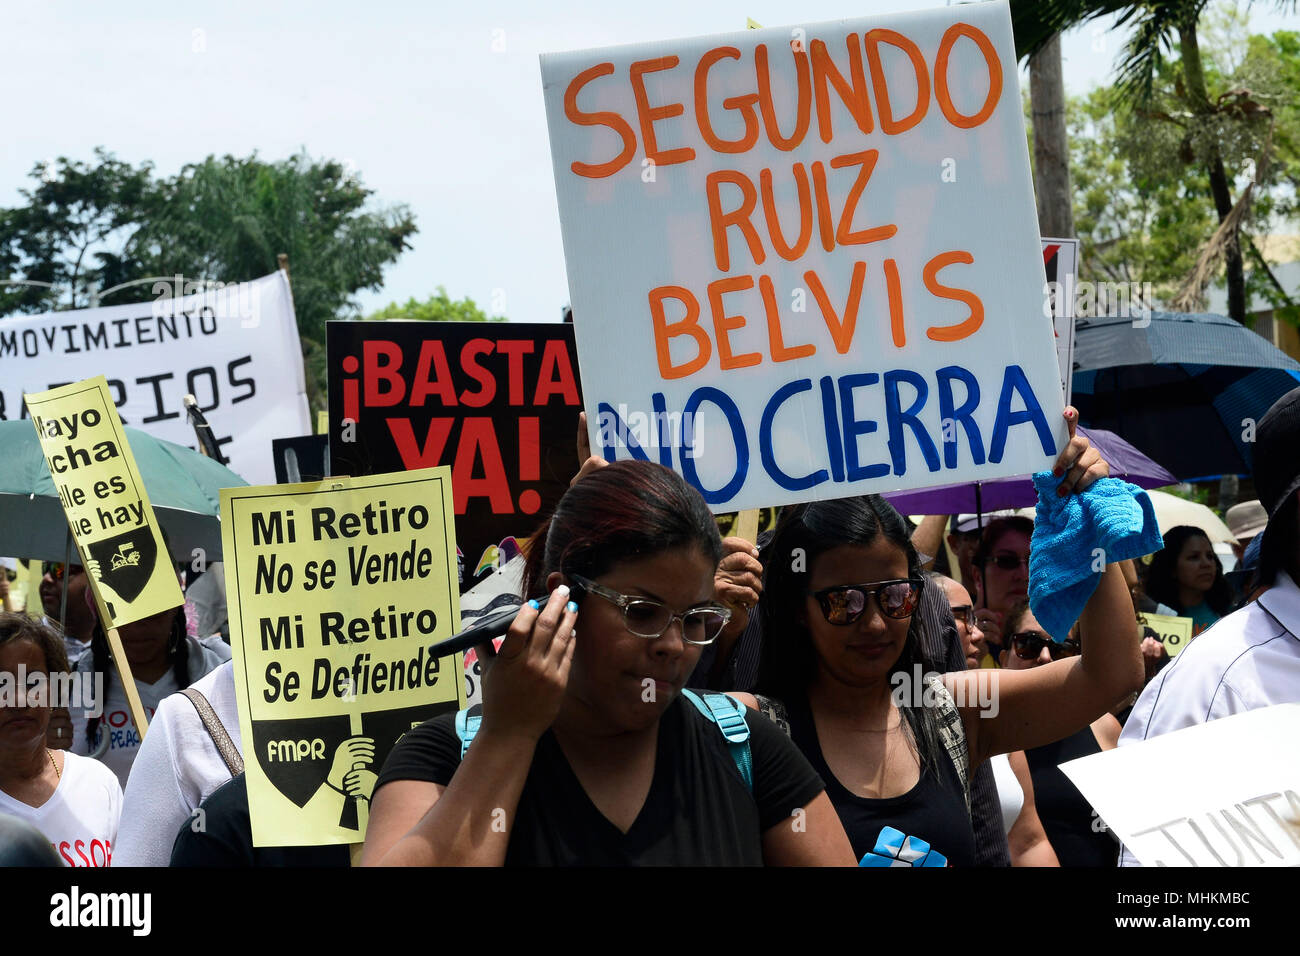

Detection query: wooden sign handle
xmin=733 ymin=509 xmax=760 ymax=544
xmin=104 ymin=626 xmax=150 ymax=739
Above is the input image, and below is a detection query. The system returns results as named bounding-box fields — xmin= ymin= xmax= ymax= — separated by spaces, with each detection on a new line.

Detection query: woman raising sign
xmin=735 ymin=410 xmax=1144 ymax=866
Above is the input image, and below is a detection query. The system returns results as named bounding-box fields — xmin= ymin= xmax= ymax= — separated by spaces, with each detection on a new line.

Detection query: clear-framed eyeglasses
xmin=567 ymin=573 xmax=731 ymax=646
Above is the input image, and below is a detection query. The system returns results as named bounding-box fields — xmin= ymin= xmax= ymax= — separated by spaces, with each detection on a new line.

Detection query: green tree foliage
xmin=0 ymin=148 xmax=155 ymax=314
xmin=1069 ymin=84 xmax=1217 ymax=294
xmin=1013 ymin=1 xmax=1299 ymax=323
xmin=1 ymin=149 xmax=418 ymax=411
xmin=1067 ymin=22 xmax=1300 ymax=314
xmin=133 ymin=153 xmax=416 ymax=342
xmin=365 ymin=287 xmax=504 ymax=322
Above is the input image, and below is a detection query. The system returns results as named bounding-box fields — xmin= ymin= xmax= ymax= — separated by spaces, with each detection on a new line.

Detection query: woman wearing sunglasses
xmin=998 ymin=602 xmax=1121 ymax=866
xmin=971 ymin=516 xmax=1035 ymax=665
xmin=737 ymin=411 xmax=1142 ymax=866
xmin=363 ymin=460 xmax=856 ymax=866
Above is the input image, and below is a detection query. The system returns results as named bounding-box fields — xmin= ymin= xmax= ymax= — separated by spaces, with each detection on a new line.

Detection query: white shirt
xmin=1117 ymin=570 xmax=1300 ymax=865
xmin=69 ymin=635 xmax=232 ymax=789
xmin=113 ymin=660 xmax=241 ymax=867
xmin=988 ymin=752 xmax=1024 ymax=835
xmin=0 ymin=751 xmax=123 ymax=866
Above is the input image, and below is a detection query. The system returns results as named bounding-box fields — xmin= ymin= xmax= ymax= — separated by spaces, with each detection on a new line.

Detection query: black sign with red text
xmin=326 ymin=321 xmax=582 ymax=591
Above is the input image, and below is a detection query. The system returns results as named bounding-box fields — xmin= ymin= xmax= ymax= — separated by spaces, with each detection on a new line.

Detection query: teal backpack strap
xmin=455 ymin=706 xmax=482 ymax=761
xmin=680 ymin=689 xmax=753 ymax=791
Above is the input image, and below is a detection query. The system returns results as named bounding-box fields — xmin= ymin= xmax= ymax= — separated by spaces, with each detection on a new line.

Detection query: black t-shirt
xmin=1026 ymin=727 xmax=1119 ymax=867
xmin=169 ymin=774 xmax=350 ymax=867
xmin=785 ymin=695 xmax=976 ymax=867
xmin=375 ymin=693 xmax=825 ymax=865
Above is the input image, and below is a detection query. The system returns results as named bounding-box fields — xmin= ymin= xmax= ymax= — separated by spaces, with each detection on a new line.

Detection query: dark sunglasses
xmin=985 ymin=552 xmax=1030 ymax=571
xmin=42 ymin=562 xmax=83 ymax=581
xmin=1011 ymin=630 xmax=1080 ymax=660
xmin=806 ymin=579 xmax=924 ymax=625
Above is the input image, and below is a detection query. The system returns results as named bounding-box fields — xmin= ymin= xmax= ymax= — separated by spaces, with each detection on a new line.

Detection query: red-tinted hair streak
xmin=522 ymin=460 xmax=723 ymax=600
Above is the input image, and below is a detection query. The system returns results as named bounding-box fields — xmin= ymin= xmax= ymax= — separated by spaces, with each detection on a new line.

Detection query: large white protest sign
xmin=0 ymin=271 xmax=308 ymax=485
xmin=1062 ymin=705 xmax=1300 ymax=867
xmin=541 ymin=0 xmax=1066 ymax=511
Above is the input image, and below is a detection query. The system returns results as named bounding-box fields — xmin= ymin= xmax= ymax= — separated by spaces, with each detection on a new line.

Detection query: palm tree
xmin=1029 ymin=33 xmax=1077 ymax=240
xmin=1011 ymin=0 xmax=1297 ymax=324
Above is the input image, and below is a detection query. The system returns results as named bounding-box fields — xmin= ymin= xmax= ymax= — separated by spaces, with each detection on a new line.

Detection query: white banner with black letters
xmin=0 ymin=271 xmax=308 ymax=484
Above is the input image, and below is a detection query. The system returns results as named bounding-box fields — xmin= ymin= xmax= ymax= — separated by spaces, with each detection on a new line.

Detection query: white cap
xmin=953 ymin=509 xmax=1033 ymax=534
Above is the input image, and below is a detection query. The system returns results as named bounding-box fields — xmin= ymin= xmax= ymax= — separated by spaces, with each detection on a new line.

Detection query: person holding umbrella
xmin=38 ymin=562 xmax=94 ymax=662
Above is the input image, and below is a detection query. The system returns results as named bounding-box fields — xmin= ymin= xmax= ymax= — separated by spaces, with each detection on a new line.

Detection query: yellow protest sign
xmin=221 ymin=467 xmax=467 ymax=847
xmin=24 ymin=376 xmax=184 ymax=628
xmin=1142 ymin=612 xmax=1195 ymax=657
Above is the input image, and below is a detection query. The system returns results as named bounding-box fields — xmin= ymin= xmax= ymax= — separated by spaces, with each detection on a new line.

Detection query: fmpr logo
xmin=49 ymin=886 xmax=151 ymax=936
xmin=267 ymin=738 xmax=327 ymax=762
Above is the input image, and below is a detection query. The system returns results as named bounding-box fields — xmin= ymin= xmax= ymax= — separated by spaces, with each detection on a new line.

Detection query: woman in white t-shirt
xmin=0 ymin=613 xmax=122 ymax=866
xmin=70 ymin=601 xmax=230 ymax=788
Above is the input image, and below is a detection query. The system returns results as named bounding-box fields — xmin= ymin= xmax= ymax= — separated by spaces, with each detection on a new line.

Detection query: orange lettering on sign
xmin=564 ymin=62 xmax=637 ymax=179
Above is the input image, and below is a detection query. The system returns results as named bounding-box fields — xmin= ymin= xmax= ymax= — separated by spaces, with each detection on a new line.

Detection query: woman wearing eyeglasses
xmin=998 ymin=602 xmax=1121 ymax=867
xmin=362 ymin=460 xmax=857 ymax=866
xmin=735 ymin=411 xmax=1142 ymax=866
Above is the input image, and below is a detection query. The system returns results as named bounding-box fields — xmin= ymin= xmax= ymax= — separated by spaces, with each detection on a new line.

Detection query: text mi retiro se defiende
xmin=246 ymin=501 xmax=448 ymax=704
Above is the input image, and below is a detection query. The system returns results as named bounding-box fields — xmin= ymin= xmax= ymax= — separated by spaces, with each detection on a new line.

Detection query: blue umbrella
xmin=1070 ymin=311 xmax=1300 ymax=480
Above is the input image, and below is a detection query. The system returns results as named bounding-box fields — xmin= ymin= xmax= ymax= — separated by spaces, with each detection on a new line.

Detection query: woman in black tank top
xmin=742 ymin=411 xmax=1143 ymax=866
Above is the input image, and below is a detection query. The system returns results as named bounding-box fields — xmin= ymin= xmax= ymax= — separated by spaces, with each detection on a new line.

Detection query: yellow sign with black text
xmin=1142 ymin=613 xmax=1195 ymax=657
xmin=221 ymin=467 xmax=466 ymax=847
xmin=24 ymin=376 xmax=184 ymax=627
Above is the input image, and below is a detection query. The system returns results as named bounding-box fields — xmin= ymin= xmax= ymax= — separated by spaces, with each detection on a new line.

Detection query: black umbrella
xmin=1071 ymin=311 xmax=1300 ymax=480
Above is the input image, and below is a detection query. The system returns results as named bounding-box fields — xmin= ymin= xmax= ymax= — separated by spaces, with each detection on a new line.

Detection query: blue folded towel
xmin=1028 ymin=473 xmax=1163 ymax=641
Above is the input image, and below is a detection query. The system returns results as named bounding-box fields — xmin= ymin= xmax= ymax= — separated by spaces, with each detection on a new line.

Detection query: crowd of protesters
xmin=2 ymin=387 xmax=1298 ymax=867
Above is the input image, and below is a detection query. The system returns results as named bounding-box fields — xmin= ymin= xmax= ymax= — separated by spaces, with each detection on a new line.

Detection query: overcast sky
xmin=2 ymin=0 xmax=1292 ymax=322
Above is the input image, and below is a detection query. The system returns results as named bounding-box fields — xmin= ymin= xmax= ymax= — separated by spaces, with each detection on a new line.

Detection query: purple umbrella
xmin=883 ymin=427 xmax=1175 ymax=516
